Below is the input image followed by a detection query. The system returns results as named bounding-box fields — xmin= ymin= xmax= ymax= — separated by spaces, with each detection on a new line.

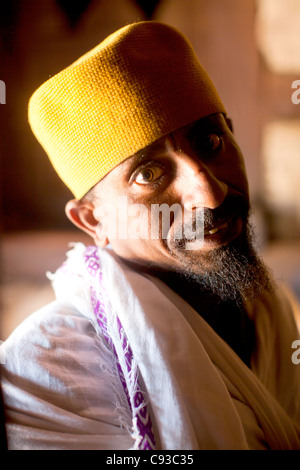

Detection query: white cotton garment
xmin=1 ymin=300 xmax=135 ymax=450
xmin=1 ymin=244 xmax=300 ymax=450
xmin=98 ymin=247 xmax=300 ymax=450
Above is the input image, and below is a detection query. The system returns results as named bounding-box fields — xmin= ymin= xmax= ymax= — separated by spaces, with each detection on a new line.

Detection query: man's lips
xmin=203 ymin=211 xmax=240 ymax=236
xmin=204 ymin=219 xmax=230 ymax=235
xmin=202 ymin=194 xmax=249 ymax=237
xmin=202 ymin=214 xmax=244 ymax=250
xmin=168 ymin=193 xmax=249 ymax=248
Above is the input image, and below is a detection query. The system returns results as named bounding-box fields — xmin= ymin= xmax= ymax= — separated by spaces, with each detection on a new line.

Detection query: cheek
xmin=108 ymin=233 xmax=164 ymax=267
xmin=99 ymin=201 xmax=152 ymax=253
xmin=235 ymin=160 xmax=249 ymax=195
xmin=222 ymin=145 xmax=249 ymax=195
xmin=104 ymin=205 xmax=177 ymax=266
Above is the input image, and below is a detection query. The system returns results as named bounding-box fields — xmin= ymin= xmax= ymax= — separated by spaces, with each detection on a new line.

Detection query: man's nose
xmin=182 ymin=165 xmax=228 ymax=211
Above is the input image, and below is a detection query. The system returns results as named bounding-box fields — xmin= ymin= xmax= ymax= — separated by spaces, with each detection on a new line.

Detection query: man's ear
xmin=65 ymin=199 xmax=109 ymax=247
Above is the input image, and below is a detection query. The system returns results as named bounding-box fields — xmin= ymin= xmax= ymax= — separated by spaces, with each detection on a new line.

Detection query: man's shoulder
xmin=0 ymin=300 xmax=135 ymax=450
xmin=5 ymin=298 xmax=88 ymax=338
xmin=1 ymin=299 xmax=97 ymax=372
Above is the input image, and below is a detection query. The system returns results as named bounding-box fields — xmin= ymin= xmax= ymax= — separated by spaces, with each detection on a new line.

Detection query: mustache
xmin=191 ymin=193 xmax=250 ymax=233
xmin=169 ymin=193 xmax=250 ymax=247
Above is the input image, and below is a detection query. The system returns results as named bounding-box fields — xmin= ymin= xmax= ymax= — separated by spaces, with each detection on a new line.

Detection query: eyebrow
xmin=124 ymin=137 xmax=171 ymax=171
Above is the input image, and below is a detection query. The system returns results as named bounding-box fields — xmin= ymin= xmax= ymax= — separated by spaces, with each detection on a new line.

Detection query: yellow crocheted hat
xmin=28 ymin=21 xmax=226 ymax=199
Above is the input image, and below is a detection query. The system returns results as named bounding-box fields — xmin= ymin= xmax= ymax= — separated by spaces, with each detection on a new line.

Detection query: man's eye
xmin=134 ymin=165 xmax=164 ymax=185
xmin=202 ymin=133 xmax=222 ymax=151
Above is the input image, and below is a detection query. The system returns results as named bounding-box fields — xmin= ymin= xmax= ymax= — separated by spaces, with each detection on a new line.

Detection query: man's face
xmin=91 ymin=113 xmax=252 ymax=281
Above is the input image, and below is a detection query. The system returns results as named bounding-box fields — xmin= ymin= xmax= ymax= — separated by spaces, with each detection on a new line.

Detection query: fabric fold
xmin=51 ymin=243 xmax=300 ymax=450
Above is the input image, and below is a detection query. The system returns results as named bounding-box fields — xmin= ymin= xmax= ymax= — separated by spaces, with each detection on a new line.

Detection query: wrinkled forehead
xmin=115 ymin=113 xmax=227 ymax=162
xmin=95 ymin=112 xmax=228 ymax=188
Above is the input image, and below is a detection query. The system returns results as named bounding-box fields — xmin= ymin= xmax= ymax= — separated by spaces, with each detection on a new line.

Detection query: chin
xmin=169 ymin=221 xmax=275 ymax=304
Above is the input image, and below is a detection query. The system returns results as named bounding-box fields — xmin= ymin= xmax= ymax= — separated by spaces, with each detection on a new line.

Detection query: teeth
xmin=207 ymin=221 xmax=228 ymax=235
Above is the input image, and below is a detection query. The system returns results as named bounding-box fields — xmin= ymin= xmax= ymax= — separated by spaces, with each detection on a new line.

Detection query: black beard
xmin=163 ymin=192 xmax=275 ymax=306
xmin=173 ymin=221 xmax=275 ymax=307
xmin=170 ymin=193 xmax=250 ymax=248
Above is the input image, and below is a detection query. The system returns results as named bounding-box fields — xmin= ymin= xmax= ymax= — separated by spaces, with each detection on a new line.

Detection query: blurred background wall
xmin=0 ymin=0 xmax=300 ymax=338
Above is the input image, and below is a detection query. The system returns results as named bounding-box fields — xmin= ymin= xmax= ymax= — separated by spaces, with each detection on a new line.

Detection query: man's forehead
xmin=96 ymin=112 xmax=226 ymax=189
xmin=117 ymin=112 xmax=226 ymax=169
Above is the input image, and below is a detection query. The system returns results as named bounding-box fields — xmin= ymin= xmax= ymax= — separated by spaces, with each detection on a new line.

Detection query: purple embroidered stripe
xmin=84 ymin=246 xmax=156 ymax=450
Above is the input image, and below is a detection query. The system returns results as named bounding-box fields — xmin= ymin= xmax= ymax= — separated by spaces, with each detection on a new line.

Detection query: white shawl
xmin=51 ymin=244 xmax=300 ymax=450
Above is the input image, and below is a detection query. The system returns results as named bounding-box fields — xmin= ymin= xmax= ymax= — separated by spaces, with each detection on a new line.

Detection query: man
xmin=1 ymin=21 xmax=299 ymax=450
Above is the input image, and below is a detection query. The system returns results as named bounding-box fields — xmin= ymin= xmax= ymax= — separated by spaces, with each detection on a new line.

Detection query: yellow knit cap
xmin=28 ymin=21 xmax=226 ymax=199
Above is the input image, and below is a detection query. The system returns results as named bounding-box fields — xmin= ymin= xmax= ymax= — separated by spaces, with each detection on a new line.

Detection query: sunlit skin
xmin=66 ymin=112 xmax=270 ymax=365
xmin=66 ymin=113 xmax=250 ymax=276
